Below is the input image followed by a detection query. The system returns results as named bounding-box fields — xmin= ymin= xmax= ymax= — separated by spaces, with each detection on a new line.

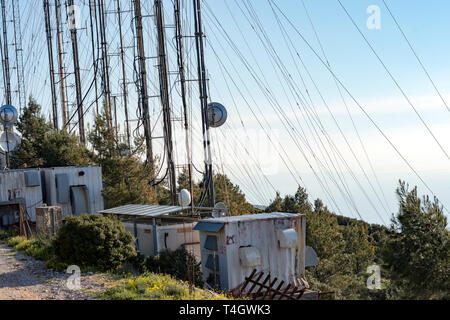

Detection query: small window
xmin=78 ymin=171 xmax=85 ymax=177
xmin=204 ymin=235 xmax=218 ymax=251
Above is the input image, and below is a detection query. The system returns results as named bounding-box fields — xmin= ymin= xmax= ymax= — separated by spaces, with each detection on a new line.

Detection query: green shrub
xmin=53 ymin=214 xmax=137 ymax=271
xmin=6 ymin=236 xmax=54 ymax=262
xmin=7 ymin=236 xmax=27 ymax=247
xmin=0 ymin=230 xmax=16 ymax=241
xmin=46 ymin=257 xmax=69 ymax=272
xmin=145 ymin=248 xmax=203 ymax=287
xmin=96 ymin=273 xmax=230 ymax=300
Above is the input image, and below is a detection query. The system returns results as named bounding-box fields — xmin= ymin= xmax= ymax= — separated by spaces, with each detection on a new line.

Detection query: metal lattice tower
xmin=11 ymin=0 xmax=25 ymax=112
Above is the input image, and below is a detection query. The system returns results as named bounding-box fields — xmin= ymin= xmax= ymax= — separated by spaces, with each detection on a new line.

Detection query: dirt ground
xmin=0 ymin=245 xmax=112 ymax=300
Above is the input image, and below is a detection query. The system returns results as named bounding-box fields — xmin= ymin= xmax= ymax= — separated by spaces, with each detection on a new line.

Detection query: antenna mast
xmin=11 ymin=0 xmax=25 ymax=112
xmin=116 ymin=0 xmax=131 ymax=151
xmin=1 ymin=0 xmax=11 ymax=105
xmin=155 ymin=0 xmax=177 ymax=204
xmin=133 ymin=0 xmax=153 ymax=165
xmin=44 ymin=0 xmax=59 ymax=130
xmin=192 ymin=0 xmax=214 ymax=207
xmin=55 ymin=0 xmax=68 ymax=129
xmin=98 ymin=0 xmax=112 ymax=126
xmin=174 ymin=0 xmax=194 ymax=209
xmin=67 ymin=0 xmax=85 ymax=143
xmin=88 ymin=0 xmax=99 ymax=115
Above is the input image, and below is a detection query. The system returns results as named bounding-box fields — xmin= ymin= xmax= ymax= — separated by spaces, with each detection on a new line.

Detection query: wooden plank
xmin=239 ymin=269 xmax=257 ymax=297
xmin=262 ymin=277 xmax=278 ymax=300
xmin=278 ymin=284 xmax=291 ymax=300
xmin=246 ymin=271 xmax=264 ymax=296
xmin=252 ymin=274 xmax=271 ymax=299
xmin=269 ymin=280 xmax=284 ymax=300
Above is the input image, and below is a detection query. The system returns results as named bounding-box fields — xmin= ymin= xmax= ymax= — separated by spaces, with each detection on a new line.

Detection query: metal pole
xmin=1 ymin=0 xmax=11 ymax=105
xmin=192 ymin=0 xmax=214 ymax=207
xmin=44 ymin=0 xmax=59 ymax=130
xmin=11 ymin=0 xmax=25 ymax=113
xmin=68 ymin=0 xmax=85 ymax=143
xmin=99 ymin=0 xmax=112 ymax=126
xmin=174 ymin=0 xmax=194 ymax=210
xmin=3 ymin=124 xmax=9 ymax=168
xmin=116 ymin=0 xmax=131 ymax=151
xmin=155 ymin=0 xmax=177 ymax=205
xmin=88 ymin=0 xmax=99 ymax=115
xmin=55 ymin=0 xmax=68 ymax=129
xmin=133 ymin=0 xmax=153 ymax=164
xmin=113 ymin=95 xmax=118 ymax=139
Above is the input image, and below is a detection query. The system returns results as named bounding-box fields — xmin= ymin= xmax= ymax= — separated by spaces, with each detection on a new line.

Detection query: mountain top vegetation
xmin=7 ymin=97 xmax=449 ymax=299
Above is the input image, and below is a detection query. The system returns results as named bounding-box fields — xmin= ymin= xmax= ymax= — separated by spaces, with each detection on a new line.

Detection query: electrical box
xmin=276 ymin=228 xmax=298 ymax=249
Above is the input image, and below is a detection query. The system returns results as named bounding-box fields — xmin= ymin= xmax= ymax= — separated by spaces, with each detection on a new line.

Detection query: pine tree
xmin=11 ymin=97 xmax=90 ymax=168
xmin=382 ymin=181 xmax=450 ymax=299
xmin=11 ymin=97 xmax=51 ymax=168
xmin=88 ymin=106 xmax=159 ymax=208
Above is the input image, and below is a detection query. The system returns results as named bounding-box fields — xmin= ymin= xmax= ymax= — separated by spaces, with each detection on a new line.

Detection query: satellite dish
xmin=207 ymin=102 xmax=227 ymax=128
xmin=213 ymin=202 xmax=227 ymax=218
xmin=178 ymin=189 xmax=192 ymax=207
xmin=0 ymin=105 xmax=18 ymax=128
xmin=0 ymin=130 xmax=21 ymax=152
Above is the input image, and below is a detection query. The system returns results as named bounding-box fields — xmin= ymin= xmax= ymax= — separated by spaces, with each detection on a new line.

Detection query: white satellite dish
xmin=0 ymin=131 xmax=21 ymax=153
xmin=212 ymin=202 xmax=227 ymax=218
xmin=178 ymin=189 xmax=192 ymax=207
xmin=207 ymin=102 xmax=227 ymax=128
xmin=0 ymin=105 xmax=18 ymax=128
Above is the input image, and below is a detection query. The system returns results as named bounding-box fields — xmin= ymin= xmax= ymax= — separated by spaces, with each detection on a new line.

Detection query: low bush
xmin=145 ymin=248 xmax=203 ymax=287
xmin=7 ymin=236 xmax=28 ymax=247
xmin=53 ymin=214 xmax=137 ymax=271
xmin=0 ymin=230 xmax=15 ymax=241
xmin=7 ymin=236 xmax=53 ymax=262
xmin=95 ymin=273 xmax=230 ymax=300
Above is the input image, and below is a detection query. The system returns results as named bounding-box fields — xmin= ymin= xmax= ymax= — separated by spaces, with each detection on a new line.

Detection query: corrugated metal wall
xmin=198 ymin=214 xmax=306 ymax=291
xmin=0 ymin=169 xmax=44 ymax=221
xmin=43 ymin=166 xmax=104 ymax=218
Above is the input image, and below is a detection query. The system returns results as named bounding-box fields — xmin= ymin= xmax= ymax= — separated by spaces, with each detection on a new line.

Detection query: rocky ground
xmin=0 ymin=245 xmax=113 ymax=300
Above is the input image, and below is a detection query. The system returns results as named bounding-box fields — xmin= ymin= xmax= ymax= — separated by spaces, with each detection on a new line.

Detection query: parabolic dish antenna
xmin=0 ymin=131 xmax=21 ymax=152
xmin=0 ymin=105 xmax=18 ymax=128
xmin=178 ymin=189 xmax=192 ymax=207
xmin=207 ymin=102 xmax=227 ymax=128
xmin=212 ymin=202 xmax=227 ymax=218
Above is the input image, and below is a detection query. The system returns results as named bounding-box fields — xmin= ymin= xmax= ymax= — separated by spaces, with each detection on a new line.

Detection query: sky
xmin=2 ymin=0 xmax=450 ymax=225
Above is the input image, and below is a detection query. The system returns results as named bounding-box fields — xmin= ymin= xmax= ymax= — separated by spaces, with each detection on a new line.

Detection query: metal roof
xmin=199 ymin=212 xmax=301 ymax=223
xmin=98 ymin=204 xmax=186 ymax=218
